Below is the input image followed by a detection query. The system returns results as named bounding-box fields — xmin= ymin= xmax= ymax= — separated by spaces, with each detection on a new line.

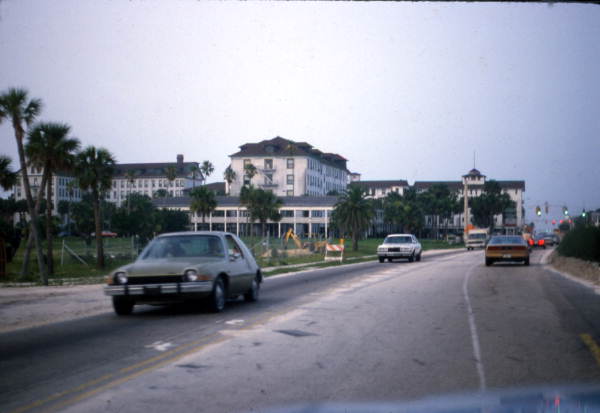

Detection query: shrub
xmin=557 ymin=226 xmax=600 ymax=263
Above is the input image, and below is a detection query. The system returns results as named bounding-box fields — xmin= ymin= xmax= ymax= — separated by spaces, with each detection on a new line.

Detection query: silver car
xmin=377 ymin=234 xmax=423 ymax=263
xmin=104 ymin=232 xmax=262 ymax=315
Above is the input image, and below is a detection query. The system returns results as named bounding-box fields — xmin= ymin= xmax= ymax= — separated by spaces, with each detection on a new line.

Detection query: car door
xmin=224 ymin=235 xmax=253 ymax=294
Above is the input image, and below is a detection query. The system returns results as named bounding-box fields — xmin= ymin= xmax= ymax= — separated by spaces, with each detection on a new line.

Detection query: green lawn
xmin=2 ymin=236 xmax=463 ymax=285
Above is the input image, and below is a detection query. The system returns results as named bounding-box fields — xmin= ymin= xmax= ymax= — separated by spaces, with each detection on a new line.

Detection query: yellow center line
xmin=580 ymin=333 xmax=600 ymax=367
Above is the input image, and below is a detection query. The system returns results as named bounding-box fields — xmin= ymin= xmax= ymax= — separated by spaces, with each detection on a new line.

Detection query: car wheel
xmin=244 ymin=277 xmax=260 ymax=302
xmin=416 ymin=253 xmax=422 ymax=262
xmin=387 ymin=257 xmax=393 ymax=262
xmin=112 ymin=296 xmax=134 ymax=316
xmin=485 ymin=258 xmax=493 ymax=266
xmin=378 ymin=257 xmax=385 ymax=263
xmin=524 ymin=257 xmax=530 ymax=266
xmin=207 ymin=277 xmax=226 ymax=313
xmin=408 ymin=253 xmax=414 ymax=263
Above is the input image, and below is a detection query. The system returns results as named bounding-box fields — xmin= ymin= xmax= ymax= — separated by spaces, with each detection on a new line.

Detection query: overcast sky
xmin=1 ymin=0 xmax=599 ymax=226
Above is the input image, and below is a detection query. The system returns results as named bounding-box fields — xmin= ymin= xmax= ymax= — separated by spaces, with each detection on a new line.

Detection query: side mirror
xmin=230 ymin=252 xmax=241 ymax=261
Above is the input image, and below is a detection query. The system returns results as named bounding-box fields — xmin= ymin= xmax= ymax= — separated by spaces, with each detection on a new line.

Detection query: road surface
xmin=1 ymin=248 xmax=599 ymax=413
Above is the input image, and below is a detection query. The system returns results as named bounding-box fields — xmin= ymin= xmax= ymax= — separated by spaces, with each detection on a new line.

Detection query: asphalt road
xmin=1 ymin=248 xmax=599 ymax=413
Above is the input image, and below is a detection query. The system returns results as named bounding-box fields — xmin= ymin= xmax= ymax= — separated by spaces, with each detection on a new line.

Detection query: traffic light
xmin=552 ymin=219 xmax=556 ymax=225
xmin=536 ymin=206 xmax=542 ymax=216
xmin=563 ymin=206 xmax=569 ymax=216
xmin=582 ymin=209 xmax=587 ymax=218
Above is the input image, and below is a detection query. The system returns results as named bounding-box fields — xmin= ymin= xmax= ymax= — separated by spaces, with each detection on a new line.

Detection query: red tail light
xmin=528 ymin=239 xmax=534 ymax=246
xmin=538 ymin=239 xmax=545 ymax=246
xmin=488 ymin=246 xmax=502 ymax=251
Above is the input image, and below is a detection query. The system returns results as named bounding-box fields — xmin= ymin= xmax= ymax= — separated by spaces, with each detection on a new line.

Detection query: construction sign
xmin=324 ymin=243 xmax=344 ymax=262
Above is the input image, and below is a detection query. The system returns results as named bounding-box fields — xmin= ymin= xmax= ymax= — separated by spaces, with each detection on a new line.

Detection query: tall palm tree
xmin=200 ymin=161 xmax=214 ymax=185
xmin=74 ymin=146 xmax=116 ymax=269
xmin=165 ymin=165 xmax=177 ymax=196
xmin=223 ymin=165 xmax=237 ymax=195
xmin=189 ymin=186 xmax=217 ymax=231
xmin=332 ymin=185 xmax=373 ymax=251
xmin=25 ymin=122 xmax=80 ymax=275
xmin=243 ymin=163 xmax=257 ymax=186
xmin=0 ymin=87 xmax=47 ymax=282
xmin=0 ymin=155 xmax=17 ymax=191
xmin=189 ymin=164 xmax=201 ymax=189
xmin=240 ymin=186 xmax=282 ymax=237
xmin=124 ymin=170 xmax=137 ymax=212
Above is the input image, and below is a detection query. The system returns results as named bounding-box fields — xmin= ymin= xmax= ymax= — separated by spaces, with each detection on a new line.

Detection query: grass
xmin=2 ymin=236 xmax=463 ymax=285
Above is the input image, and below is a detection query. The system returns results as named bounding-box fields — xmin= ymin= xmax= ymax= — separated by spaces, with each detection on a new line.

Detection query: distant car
xmin=377 ymin=234 xmax=422 ymax=263
xmin=485 ymin=235 xmax=530 ymax=266
xmin=104 ymin=231 xmax=262 ymax=315
xmin=466 ymin=229 xmax=489 ymax=250
xmin=539 ymin=232 xmax=558 ymax=247
xmin=91 ymin=231 xmax=118 ymax=238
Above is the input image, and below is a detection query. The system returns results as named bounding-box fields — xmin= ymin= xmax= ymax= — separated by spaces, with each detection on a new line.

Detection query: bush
xmin=557 ymin=226 xmax=600 ymax=263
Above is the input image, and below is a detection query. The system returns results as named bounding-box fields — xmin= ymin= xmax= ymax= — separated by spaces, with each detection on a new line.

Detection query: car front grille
xmin=388 ymin=248 xmax=400 ymax=252
xmin=127 ymin=275 xmax=184 ymax=285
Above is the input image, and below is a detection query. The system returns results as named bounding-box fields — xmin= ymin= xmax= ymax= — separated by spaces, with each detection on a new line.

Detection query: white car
xmin=377 ymin=234 xmax=422 ymax=263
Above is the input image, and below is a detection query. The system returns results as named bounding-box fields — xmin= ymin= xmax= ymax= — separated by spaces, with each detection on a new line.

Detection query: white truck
xmin=465 ymin=228 xmax=489 ymax=250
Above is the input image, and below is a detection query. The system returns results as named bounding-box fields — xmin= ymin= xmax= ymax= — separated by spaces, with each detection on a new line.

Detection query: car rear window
xmin=384 ymin=236 xmax=413 ymax=244
xmin=489 ymin=236 xmax=526 ymax=245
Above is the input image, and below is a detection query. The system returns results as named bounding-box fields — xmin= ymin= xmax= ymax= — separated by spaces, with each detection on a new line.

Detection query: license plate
xmin=503 ymin=254 xmax=512 ymax=259
xmin=144 ymin=286 xmax=162 ymax=295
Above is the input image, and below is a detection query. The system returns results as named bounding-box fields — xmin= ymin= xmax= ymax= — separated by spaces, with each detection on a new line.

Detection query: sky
xmin=1 ymin=0 xmax=599 ymax=228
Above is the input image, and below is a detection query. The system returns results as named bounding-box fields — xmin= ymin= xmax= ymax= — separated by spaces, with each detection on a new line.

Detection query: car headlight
xmin=378 ymin=247 xmax=386 ymax=252
xmin=184 ymin=269 xmax=198 ymax=282
xmin=114 ymin=272 xmax=128 ymax=285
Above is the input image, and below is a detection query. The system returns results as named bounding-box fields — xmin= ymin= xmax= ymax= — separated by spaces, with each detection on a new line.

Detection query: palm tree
xmin=332 ymin=185 xmax=373 ymax=251
xmin=189 ymin=186 xmax=217 ymax=231
xmin=243 ymin=163 xmax=257 ymax=186
xmin=0 ymin=155 xmax=17 ymax=191
xmin=240 ymin=186 xmax=282 ymax=237
xmin=124 ymin=170 xmax=136 ymax=212
xmin=189 ymin=164 xmax=201 ymax=189
xmin=0 ymin=87 xmax=47 ymax=282
xmin=25 ymin=122 xmax=80 ymax=275
xmin=74 ymin=146 xmax=116 ymax=269
xmin=165 ymin=165 xmax=177 ymax=196
xmin=200 ymin=160 xmax=214 ymax=185
xmin=223 ymin=165 xmax=237 ymax=195
xmin=153 ymin=188 xmax=169 ymax=199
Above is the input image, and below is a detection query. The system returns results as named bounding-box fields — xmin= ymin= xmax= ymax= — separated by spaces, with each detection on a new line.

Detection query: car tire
xmin=112 ymin=296 xmax=134 ymax=316
xmin=387 ymin=257 xmax=393 ymax=262
xmin=416 ymin=252 xmax=422 ymax=262
xmin=524 ymin=257 xmax=530 ymax=266
xmin=378 ymin=257 xmax=385 ymax=263
xmin=207 ymin=277 xmax=226 ymax=313
xmin=244 ymin=277 xmax=260 ymax=302
xmin=408 ymin=253 xmax=414 ymax=263
xmin=485 ymin=258 xmax=493 ymax=266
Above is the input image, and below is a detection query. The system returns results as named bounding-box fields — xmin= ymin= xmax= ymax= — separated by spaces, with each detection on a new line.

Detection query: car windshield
xmin=384 ymin=236 xmax=412 ymax=244
xmin=489 ymin=236 xmax=526 ymax=245
xmin=139 ymin=235 xmax=225 ymax=260
xmin=469 ymin=233 xmax=487 ymax=240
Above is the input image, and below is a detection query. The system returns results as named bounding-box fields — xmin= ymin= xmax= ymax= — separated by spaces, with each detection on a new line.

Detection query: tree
xmin=469 ymin=180 xmax=515 ymax=231
xmin=124 ymin=170 xmax=137 ymax=212
xmin=154 ymin=209 xmax=190 ymax=233
xmin=200 ymin=161 xmax=214 ymax=185
xmin=74 ymin=146 xmax=116 ymax=269
xmin=382 ymin=188 xmax=425 ymax=235
xmin=153 ymin=188 xmax=169 ymax=198
xmin=240 ymin=186 xmax=282 ymax=236
xmin=189 ymin=164 xmax=202 ymax=189
xmin=243 ymin=163 xmax=257 ymax=186
xmin=70 ymin=194 xmax=95 ymax=241
xmin=419 ymin=184 xmax=459 ymax=239
xmin=331 ymin=185 xmax=373 ymax=251
xmin=0 ymin=155 xmax=18 ymax=191
xmin=0 ymin=87 xmax=47 ymax=282
xmin=189 ymin=186 xmax=217 ymax=230
xmin=223 ymin=165 xmax=237 ymax=194
xmin=25 ymin=122 xmax=80 ymax=275
xmin=165 ymin=165 xmax=177 ymax=196
xmin=112 ymin=193 xmax=156 ymax=239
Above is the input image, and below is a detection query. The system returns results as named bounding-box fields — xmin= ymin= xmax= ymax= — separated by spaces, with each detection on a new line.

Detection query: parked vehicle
xmin=466 ymin=228 xmax=489 ymax=250
xmin=104 ymin=232 xmax=262 ymax=315
xmin=377 ymin=234 xmax=422 ymax=263
xmin=485 ymin=235 xmax=530 ymax=266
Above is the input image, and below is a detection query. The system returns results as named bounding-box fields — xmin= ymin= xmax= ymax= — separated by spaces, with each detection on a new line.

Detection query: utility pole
xmin=463 ymin=181 xmax=469 ymax=238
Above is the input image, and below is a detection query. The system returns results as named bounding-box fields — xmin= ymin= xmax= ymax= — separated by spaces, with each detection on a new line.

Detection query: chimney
xmin=177 ymin=154 xmax=184 ymax=166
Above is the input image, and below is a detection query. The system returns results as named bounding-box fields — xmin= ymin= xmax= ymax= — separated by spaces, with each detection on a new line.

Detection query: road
xmin=1 ymin=248 xmax=599 ymax=413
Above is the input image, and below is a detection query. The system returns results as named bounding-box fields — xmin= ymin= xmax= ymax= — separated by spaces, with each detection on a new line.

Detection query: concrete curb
xmin=543 ymin=249 xmax=600 ymax=296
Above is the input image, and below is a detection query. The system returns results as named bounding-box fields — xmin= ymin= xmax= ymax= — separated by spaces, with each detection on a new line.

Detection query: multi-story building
xmin=353 ymin=180 xmax=409 ymax=199
xmin=154 ymin=195 xmax=338 ymax=238
xmin=228 ymin=137 xmax=349 ymax=197
xmin=13 ymin=165 xmax=82 ymax=214
xmin=108 ymin=155 xmax=200 ymax=206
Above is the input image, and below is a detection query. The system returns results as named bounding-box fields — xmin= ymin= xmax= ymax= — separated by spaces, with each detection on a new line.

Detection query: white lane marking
xmin=225 ymin=319 xmax=245 ymax=326
xmin=145 ymin=341 xmax=174 ymax=352
xmin=463 ymin=265 xmax=487 ymax=391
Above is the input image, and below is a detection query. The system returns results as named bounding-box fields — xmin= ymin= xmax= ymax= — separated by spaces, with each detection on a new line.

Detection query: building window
xmin=287 ymin=158 xmax=294 ymax=169
xmin=287 ymin=174 xmax=294 ymax=185
xmin=311 ymin=210 xmax=325 ymax=218
xmin=281 ymin=210 xmax=294 ymax=217
xmin=212 ymin=210 xmax=225 ymax=217
xmin=244 ymin=176 xmax=251 ymax=186
xmin=226 ymin=210 xmax=237 ymax=217
xmin=264 ymin=174 xmax=273 ymax=185
xmin=264 ymin=159 xmax=273 ymax=170
xmin=286 ymin=190 xmax=294 ymax=196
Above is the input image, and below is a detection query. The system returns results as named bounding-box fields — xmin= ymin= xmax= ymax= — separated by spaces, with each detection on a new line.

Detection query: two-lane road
xmin=1 ymin=248 xmax=599 ymax=413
